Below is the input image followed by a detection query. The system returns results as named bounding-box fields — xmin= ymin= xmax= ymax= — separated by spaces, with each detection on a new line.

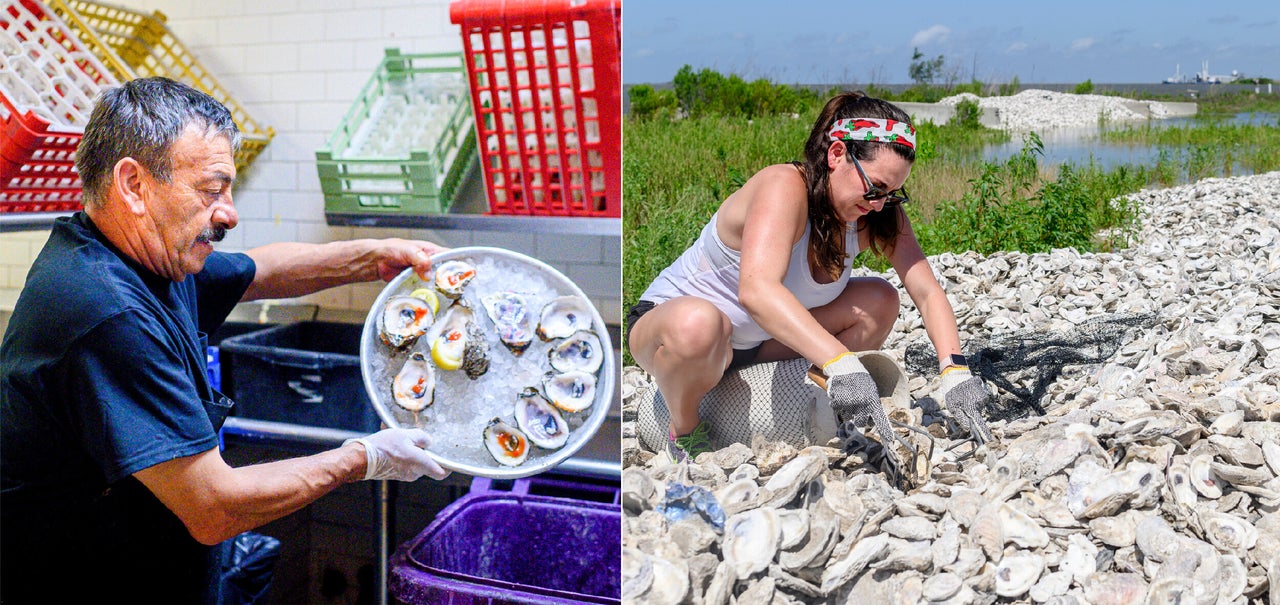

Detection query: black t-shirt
xmin=1 ymin=213 xmax=256 ymax=604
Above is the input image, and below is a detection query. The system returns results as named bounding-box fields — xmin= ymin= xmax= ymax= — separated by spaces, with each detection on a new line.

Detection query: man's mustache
xmin=196 ymin=226 xmax=227 ymax=244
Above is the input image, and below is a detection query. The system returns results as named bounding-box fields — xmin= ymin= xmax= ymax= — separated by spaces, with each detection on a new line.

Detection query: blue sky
xmin=623 ymin=1 xmax=1280 ymax=85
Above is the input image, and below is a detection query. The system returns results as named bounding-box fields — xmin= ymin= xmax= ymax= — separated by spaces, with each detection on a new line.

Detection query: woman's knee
xmin=664 ymin=299 xmax=732 ymax=354
xmin=866 ymin=278 xmax=900 ymax=317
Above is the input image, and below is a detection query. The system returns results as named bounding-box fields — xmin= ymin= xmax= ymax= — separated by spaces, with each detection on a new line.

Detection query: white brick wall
xmin=0 ymin=0 xmax=621 ymax=325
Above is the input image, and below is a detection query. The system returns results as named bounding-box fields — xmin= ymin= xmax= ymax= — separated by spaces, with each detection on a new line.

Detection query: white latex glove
xmin=344 ymin=428 xmax=451 ymax=481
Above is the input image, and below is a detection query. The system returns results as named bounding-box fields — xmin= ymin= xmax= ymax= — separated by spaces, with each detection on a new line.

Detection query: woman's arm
xmin=242 ymin=238 xmax=447 ymax=301
xmin=890 ymin=217 xmax=963 ymax=370
xmin=735 ymin=166 xmax=848 ymax=366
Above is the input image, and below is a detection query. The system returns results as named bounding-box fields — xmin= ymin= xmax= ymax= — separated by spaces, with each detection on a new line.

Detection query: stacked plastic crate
xmin=450 ymin=0 xmax=621 ymax=217
xmin=1 ymin=0 xmax=118 ymax=212
xmin=56 ymin=0 xmax=274 ymax=173
xmin=317 ymin=48 xmax=478 ymax=219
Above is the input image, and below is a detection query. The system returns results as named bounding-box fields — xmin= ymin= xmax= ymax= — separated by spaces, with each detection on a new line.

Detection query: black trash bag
xmin=218 ymin=532 xmax=280 ymax=605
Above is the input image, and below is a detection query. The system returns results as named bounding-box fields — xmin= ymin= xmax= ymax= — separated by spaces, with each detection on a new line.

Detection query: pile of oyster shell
xmin=622 ymin=171 xmax=1280 ymax=604
xmin=376 ymin=258 xmax=604 ymax=467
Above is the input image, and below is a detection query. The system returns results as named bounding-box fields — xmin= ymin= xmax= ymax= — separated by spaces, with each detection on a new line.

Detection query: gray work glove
xmin=936 ymin=366 xmax=995 ymax=444
xmin=823 ymin=353 xmax=897 ymax=449
xmin=344 ymin=428 xmax=451 ymax=481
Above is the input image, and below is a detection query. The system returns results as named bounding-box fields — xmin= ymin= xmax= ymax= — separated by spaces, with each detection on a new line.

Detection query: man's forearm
xmin=242 ymin=241 xmax=382 ymax=300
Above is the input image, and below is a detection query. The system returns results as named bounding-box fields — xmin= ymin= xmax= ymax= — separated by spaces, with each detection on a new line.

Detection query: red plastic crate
xmin=1 ymin=93 xmax=83 ymax=210
xmin=450 ymin=0 xmax=620 ymax=217
xmin=0 ymin=0 xmax=122 ymax=213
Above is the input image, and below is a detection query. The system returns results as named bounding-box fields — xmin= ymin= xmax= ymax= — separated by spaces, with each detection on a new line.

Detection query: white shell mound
xmin=543 ymin=370 xmax=597 ymax=413
xmin=548 ymin=329 xmax=603 ymax=374
xmin=515 ymin=387 xmax=569 ymax=449
xmin=483 ymin=417 xmax=530 ymax=466
xmin=392 ymin=351 xmax=435 ymax=412
xmin=536 ymin=295 xmax=594 ymax=341
xmin=377 ymin=295 xmax=434 ymax=349
xmin=620 ymin=172 xmax=1280 ymax=604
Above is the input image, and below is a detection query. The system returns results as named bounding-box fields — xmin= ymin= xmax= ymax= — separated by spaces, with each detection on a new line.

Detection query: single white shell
xmin=537 ymin=295 xmax=594 ymax=341
xmin=542 ymin=370 xmax=597 ymax=413
xmin=994 ymin=551 xmax=1044 ymax=598
xmin=1190 ymin=454 xmax=1223 ymax=498
xmin=1197 ymin=508 xmax=1258 ymax=556
xmin=433 ymin=260 xmax=476 ymax=297
xmin=481 ymin=291 xmax=534 ymax=355
xmin=515 ymin=388 xmax=568 ymax=449
xmin=377 ymin=295 xmax=434 ymax=349
xmin=392 ymin=352 xmax=435 ymax=412
xmin=548 ymin=330 xmax=603 ymax=374
xmin=722 ymin=508 xmax=781 ymax=580
xmin=482 ymin=417 xmax=529 ymax=466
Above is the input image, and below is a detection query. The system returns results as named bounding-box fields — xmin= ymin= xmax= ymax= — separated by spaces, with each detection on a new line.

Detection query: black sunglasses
xmin=848 ymin=152 xmax=910 ymax=206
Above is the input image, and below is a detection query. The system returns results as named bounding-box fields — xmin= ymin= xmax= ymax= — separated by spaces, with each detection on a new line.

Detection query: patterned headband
xmin=828 ymin=118 xmax=916 ymax=150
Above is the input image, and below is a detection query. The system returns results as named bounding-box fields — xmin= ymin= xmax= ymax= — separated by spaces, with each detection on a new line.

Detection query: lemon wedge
xmin=409 ymin=288 xmax=440 ymax=315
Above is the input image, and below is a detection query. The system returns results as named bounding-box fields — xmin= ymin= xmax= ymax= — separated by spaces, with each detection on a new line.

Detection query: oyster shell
xmin=481 ymin=291 xmax=534 ymax=355
xmin=429 ymin=301 xmax=490 ymax=379
xmin=548 ymin=330 xmax=603 ymax=374
xmin=515 ymin=387 xmax=568 ymax=449
xmin=433 ymin=260 xmax=476 ymax=297
xmin=542 ymin=370 xmax=597 ymax=413
xmin=537 ymin=295 xmax=594 ymax=341
xmin=391 ymin=352 xmax=436 ymax=412
xmin=377 ymin=295 xmax=435 ymax=349
xmin=483 ymin=417 xmax=529 ymax=466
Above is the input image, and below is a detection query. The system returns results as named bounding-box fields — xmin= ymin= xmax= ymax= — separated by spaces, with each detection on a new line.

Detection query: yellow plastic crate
xmin=47 ymin=0 xmax=274 ymax=173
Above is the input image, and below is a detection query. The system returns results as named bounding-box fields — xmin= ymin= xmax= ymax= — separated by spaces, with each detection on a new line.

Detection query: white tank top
xmin=639 ymin=212 xmax=860 ymax=350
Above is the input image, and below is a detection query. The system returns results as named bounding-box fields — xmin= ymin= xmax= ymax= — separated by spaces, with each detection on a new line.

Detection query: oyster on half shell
xmin=378 ymin=295 xmax=435 ymax=349
xmin=548 ymin=330 xmax=603 ymax=374
xmin=481 ymin=291 xmax=534 ymax=355
xmin=515 ymin=387 xmax=569 ymax=449
xmin=391 ymin=351 xmax=436 ymax=412
xmin=536 ymin=295 xmax=594 ymax=341
xmin=429 ymin=301 xmax=490 ymax=379
xmin=483 ymin=417 xmax=529 ymax=466
xmin=433 ymin=260 xmax=476 ymax=298
xmin=542 ymin=370 xmax=597 ymax=413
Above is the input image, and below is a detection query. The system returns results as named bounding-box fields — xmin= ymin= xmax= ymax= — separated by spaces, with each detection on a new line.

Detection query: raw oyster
xmin=391 ymin=351 xmax=435 ymax=412
xmin=433 ymin=260 xmax=476 ymax=297
xmin=515 ymin=387 xmax=569 ymax=449
xmin=542 ymin=370 xmax=597 ymax=412
xmin=483 ymin=417 xmax=529 ymax=466
xmin=481 ymin=291 xmax=534 ymax=355
xmin=548 ymin=330 xmax=603 ymax=374
xmin=429 ymin=301 xmax=490 ymax=379
xmin=377 ymin=295 xmax=435 ymax=349
xmin=536 ymin=295 xmax=594 ymax=341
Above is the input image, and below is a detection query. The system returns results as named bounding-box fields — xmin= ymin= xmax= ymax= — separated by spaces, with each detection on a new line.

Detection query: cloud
xmin=1006 ymin=41 xmax=1028 ymax=53
xmin=634 ymin=48 xmax=655 ymax=58
xmin=910 ymin=25 xmax=951 ymax=47
xmin=1070 ymin=37 xmax=1097 ymax=51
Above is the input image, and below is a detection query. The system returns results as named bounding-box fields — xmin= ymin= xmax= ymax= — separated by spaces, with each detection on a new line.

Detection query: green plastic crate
xmin=317 ymin=49 xmax=477 ymax=216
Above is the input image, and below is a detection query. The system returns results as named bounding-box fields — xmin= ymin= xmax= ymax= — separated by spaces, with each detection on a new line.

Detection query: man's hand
xmin=345 ymin=428 xmax=451 ymax=481
xmin=372 ymin=238 xmax=448 ymax=282
xmin=936 ymin=366 xmax=994 ymax=444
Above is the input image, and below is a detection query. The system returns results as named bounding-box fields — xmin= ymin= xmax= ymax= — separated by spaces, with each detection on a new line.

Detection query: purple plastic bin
xmin=389 ymin=475 xmax=622 ymax=604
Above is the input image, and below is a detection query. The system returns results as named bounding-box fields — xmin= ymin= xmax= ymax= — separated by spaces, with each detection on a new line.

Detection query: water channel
xmin=981 ymin=112 xmax=1279 ymax=175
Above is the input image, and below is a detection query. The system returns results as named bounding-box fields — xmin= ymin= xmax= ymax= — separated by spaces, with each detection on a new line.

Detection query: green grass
xmin=622 ymin=75 xmax=1280 ymax=364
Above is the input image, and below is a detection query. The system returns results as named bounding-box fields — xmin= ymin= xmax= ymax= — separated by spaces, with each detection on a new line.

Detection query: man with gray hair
xmin=1 ymin=77 xmax=450 ymax=604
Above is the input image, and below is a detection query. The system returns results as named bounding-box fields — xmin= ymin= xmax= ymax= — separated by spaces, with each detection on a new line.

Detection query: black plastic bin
xmin=219 ymin=322 xmax=379 ymax=433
